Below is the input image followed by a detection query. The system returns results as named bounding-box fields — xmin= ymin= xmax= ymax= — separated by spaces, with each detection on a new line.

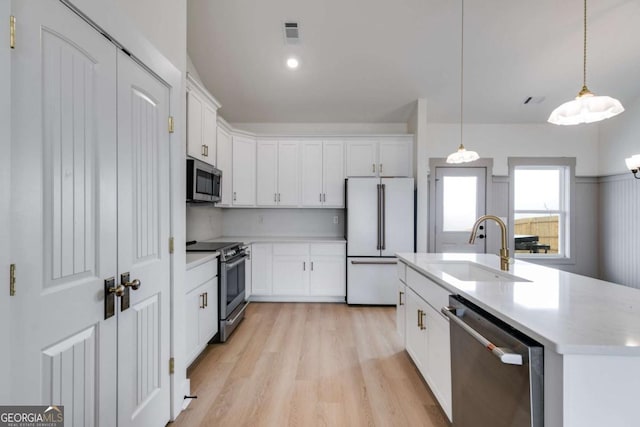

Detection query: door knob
xmin=121 ymin=272 xmax=141 ymax=290
xmin=108 ymin=284 xmax=125 ymax=297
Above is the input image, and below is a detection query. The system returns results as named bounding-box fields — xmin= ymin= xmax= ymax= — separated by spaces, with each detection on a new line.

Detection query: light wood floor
xmin=172 ymin=303 xmax=450 ymax=427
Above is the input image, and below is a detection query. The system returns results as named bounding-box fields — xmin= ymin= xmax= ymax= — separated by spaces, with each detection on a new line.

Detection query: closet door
xmin=116 ymin=52 xmax=171 ymax=427
xmin=10 ymin=2 xmax=118 ymax=424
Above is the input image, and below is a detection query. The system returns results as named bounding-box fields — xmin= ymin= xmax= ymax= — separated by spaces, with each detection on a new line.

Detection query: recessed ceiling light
xmin=286 ymin=57 xmax=299 ymax=69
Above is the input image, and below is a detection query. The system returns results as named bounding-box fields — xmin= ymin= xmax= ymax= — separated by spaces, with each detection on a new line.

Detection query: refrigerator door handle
xmin=381 ymin=183 xmax=386 ymax=250
xmin=376 ymin=184 xmax=381 ymax=250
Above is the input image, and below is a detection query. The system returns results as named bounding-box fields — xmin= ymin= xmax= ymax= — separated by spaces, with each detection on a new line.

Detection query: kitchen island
xmin=396 ymin=252 xmax=640 ymax=427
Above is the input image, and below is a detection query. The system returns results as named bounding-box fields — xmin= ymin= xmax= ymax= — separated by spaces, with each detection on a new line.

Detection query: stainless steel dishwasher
xmin=442 ymin=295 xmax=544 ymax=427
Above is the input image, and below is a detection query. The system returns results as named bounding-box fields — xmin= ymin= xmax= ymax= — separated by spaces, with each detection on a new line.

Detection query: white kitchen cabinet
xmin=250 ymin=243 xmax=273 ymax=295
xmin=273 ymin=254 xmax=309 ymax=295
xmin=232 ymin=135 xmax=256 ymax=206
xmin=346 ymin=140 xmax=378 ymax=177
xmin=301 ymin=141 xmax=324 ymax=207
xmin=322 ymin=141 xmax=345 ymax=207
xmin=249 ymin=242 xmax=345 ymax=300
xmin=346 ymin=137 xmax=413 ymax=178
xmin=277 ymin=142 xmax=300 ymax=207
xmin=186 ymin=75 xmax=220 ymax=165
xmin=400 ymin=263 xmax=452 ymax=421
xmin=309 ymin=243 xmax=346 ymax=296
xmin=379 ymin=137 xmax=412 ymax=177
xmin=185 ymin=257 xmax=219 ymax=366
xmin=301 ymin=141 xmax=345 ymax=207
xmin=405 ymin=287 xmax=428 ymax=373
xmin=216 ymin=125 xmax=233 ymax=206
xmin=244 ymin=245 xmax=252 ymax=300
xmin=256 ymin=141 xmax=278 ymax=206
xmin=396 ymin=280 xmax=406 ymax=345
xmin=256 ymin=140 xmax=300 ymax=207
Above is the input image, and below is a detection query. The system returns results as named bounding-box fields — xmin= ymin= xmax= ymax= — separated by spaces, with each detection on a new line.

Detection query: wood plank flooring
xmin=171 ymin=303 xmax=450 ymax=427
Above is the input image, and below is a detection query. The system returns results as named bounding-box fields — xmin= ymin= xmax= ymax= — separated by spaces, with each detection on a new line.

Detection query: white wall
xmin=425 ymin=123 xmax=600 ymax=176
xmin=231 ymin=122 xmax=407 ymax=135
xmin=1 ymin=1 xmax=12 ymax=405
xmin=222 ymin=209 xmax=345 ymax=237
xmin=409 ymin=99 xmax=429 ymax=252
xmin=598 ymin=95 xmax=640 ymax=176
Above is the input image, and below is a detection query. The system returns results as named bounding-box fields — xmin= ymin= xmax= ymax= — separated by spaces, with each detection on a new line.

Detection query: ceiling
xmin=187 ymin=0 xmax=640 ymax=124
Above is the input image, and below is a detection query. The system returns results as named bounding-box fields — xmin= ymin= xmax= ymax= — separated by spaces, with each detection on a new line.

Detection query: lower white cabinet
xmin=396 ymin=280 xmax=406 ymax=345
xmin=185 ymin=258 xmax=218 ymax=366
xmin=251 ymin=242 xmax=345 ymax=300
xmin=399 ymin=263 xmax=452 ymax=421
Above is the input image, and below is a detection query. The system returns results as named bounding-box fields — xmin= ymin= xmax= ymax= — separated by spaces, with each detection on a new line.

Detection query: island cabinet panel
xmin=399 ymin=263 xmax=452 ymax=422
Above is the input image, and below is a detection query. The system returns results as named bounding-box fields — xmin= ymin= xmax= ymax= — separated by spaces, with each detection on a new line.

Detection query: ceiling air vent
xmin=283 ymin=22 xmax=300 ymax=44
xmin=523 ymin=96 xmax=546 ymax=105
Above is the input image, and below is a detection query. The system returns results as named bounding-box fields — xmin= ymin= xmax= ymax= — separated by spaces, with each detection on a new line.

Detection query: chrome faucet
xmin=469 ymin=215 xmax=510 ymax=271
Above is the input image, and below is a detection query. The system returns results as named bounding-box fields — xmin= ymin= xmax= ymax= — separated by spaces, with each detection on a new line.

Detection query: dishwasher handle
xmin=441 ymin=306 xmax=523 ymax=366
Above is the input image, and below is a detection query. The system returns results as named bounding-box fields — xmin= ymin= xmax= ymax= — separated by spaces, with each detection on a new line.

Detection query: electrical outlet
xmin=333 ymin=216 xmax=339 ymax=224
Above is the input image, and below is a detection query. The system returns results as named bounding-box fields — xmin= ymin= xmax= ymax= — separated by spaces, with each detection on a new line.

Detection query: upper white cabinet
xmin=232 ymin=135 xmax=256 ymax=206
xmin=301 ymin=140 xmax=345 ymax=207
xmin=346 ymin=137 xmax=413 ymax=178
xmin=256 ymin=140 xmax=300 ymax=207
xmin=186 ymin=74 xmax=221 ymax=165
xmin=216 ymin=124 xmax=233 ymax=206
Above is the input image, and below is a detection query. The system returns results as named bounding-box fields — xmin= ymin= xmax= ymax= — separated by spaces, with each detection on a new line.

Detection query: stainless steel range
xmin=186 ymin=241 xmax=249 ymax=342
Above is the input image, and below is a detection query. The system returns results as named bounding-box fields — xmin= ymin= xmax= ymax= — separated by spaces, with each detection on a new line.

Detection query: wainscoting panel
xmin=599 ymin=174 xmax=640 ymax=289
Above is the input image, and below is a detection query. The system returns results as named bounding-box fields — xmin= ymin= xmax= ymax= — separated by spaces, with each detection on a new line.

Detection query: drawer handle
xmin=399 ymin=291 xmax=404 ymax=306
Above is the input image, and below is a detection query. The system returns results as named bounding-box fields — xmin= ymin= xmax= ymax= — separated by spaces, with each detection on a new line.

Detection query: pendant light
xmin=447 ymin=0 xmax=479 ymax=164
xmin=548 ymin=0 xmax=624 ymax=125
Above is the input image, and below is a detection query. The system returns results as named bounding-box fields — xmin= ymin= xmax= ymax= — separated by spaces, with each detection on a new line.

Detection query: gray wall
xmin=599 ymin=174 xmax=640 ymax=289
xmin=482 ymin=176 xmax=600 ymax=278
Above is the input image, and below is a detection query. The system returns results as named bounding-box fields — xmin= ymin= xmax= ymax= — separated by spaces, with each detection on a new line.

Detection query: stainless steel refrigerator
xmin=346 ymin=177 xmax=415 ymax=304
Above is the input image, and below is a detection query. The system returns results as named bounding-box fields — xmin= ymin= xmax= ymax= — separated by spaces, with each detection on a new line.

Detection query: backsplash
xmin=186 ymin=204 xmax=223 ymax=241
xmin=222 ymin=208 xmax=345 ymax=237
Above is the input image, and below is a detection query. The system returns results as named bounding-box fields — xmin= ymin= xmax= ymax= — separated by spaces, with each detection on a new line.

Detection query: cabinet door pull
xmin=417 ymin=309 xmax=422 ymax=328
xmin=274 ymin=193 xmax=277 ymax=202
xmin=319 ymin=193 xmax=322 ymax=202
xmin=311 ymin=261 xmax=314 ymax=271
xmin=303 ymin=261 xmax=306 ymax=271
xmin=204 ymin=292 xmax=208 ymax=308
xmin=200 ymin=294 xmax=205 ymax=309
xmin=420 ymin=310 xmax=426 ymax=330
xmin=201 ymin=145 xmax=206 ymax=156
xmin=322 ymin=193 xmax=326 ymax=203
xmin=380 ymin=163 xmax=383 ymax=174
xmin=278 ymin=193 xmax=281 ymax=202
xmin=372 ymin=163 xmax=376 ymax=173
xmin=233 ymin=192 xmax=237 ymax=201
xmin=399 ymin=291 xmax=404 ymax=306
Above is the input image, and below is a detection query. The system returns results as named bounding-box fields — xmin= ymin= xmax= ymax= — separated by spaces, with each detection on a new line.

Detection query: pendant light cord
xmin=583 ymin=0 xmax=587 ymax=91
xmin=460 ymin=0 xmax=464 ymax=147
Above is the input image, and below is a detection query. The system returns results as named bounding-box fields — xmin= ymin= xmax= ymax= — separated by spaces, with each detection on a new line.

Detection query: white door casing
xmin=434 ymin=167 xmax=487 ymax=253
xmin=116 ymin=51 xmax=171 ymax=427
xmin=10 ymin=2 xmax=118 ymax=424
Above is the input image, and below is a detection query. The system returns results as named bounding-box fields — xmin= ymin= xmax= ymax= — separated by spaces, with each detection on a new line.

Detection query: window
xmin=508 ymin=158 xmax=575 ymax=261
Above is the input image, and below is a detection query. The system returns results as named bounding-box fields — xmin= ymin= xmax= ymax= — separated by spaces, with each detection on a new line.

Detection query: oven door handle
xmin=227 ymin=302 xmax=249 ymax=326
xmin=225 ymin=255 xmax=248 ymax=270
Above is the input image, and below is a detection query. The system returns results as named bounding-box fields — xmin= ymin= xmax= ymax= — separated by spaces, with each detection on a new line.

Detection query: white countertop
xmin=206 ymin=236 xmax=346 ymax=244
xmin=397 ymin=252 xmax=640 ymax=356
xmin=186 ymin=252 xmax=219 ymax=269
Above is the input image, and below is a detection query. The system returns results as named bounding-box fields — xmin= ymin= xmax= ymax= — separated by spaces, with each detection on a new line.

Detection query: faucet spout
xmin=469 ymin=215 xmax=510 ymax=271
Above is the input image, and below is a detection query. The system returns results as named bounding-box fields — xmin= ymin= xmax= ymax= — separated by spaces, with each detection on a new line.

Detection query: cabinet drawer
xmin=310 ymin=243 xmax=346 ymax=256
xmin=186 ymin=258 xmax=218 ymax=293
xmin=272 ymin=243 xmax=309 ymax=256
xmin=397 ymin=261 xmax=407 ymax=283
xmin=406 ymin=267 xmax=450 ymax=313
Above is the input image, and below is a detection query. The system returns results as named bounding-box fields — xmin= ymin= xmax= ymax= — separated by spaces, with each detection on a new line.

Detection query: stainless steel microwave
xmin=186 ymin=158 xmax=222 ymax=203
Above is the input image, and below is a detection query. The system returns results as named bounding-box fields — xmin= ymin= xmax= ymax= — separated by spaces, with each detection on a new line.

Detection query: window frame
xmin=508 ymin=157 xmax=576 ymax=264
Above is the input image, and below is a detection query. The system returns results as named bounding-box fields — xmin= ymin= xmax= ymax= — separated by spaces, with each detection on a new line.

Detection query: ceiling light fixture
xmin=447 ymin=0 xmax=479 ymax=164
xmin=286 ymin=57 xmax=299 ymax=69
xmin=548 ymin=0 xmax=624 ymax=125
xmin=625 ymin=155 xmax=640 ymax=179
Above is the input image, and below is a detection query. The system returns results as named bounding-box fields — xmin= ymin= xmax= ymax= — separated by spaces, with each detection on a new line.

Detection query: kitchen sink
xmin=424 ymin=261 xmax=531 ymax=282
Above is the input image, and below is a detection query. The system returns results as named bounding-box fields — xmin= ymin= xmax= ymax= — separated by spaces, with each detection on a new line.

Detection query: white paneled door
xmin=116 ymin=52 xmax=171 ymax=427
xmin=10 ymin=2 xmax=171 ymax=426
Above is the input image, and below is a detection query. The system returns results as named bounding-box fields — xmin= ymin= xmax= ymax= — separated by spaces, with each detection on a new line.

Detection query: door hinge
xmin=169 ymin=237 xmax=174 ymax=254
xmin=169 ymin=357 xmax=175 ymax=375
xmin=9 ymin=264 xmax=16 ymax=296
xmin=10 ymin=15 xmax=16 ymax=49
xmin=168 ymin=116 xmax=175 ymax=133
